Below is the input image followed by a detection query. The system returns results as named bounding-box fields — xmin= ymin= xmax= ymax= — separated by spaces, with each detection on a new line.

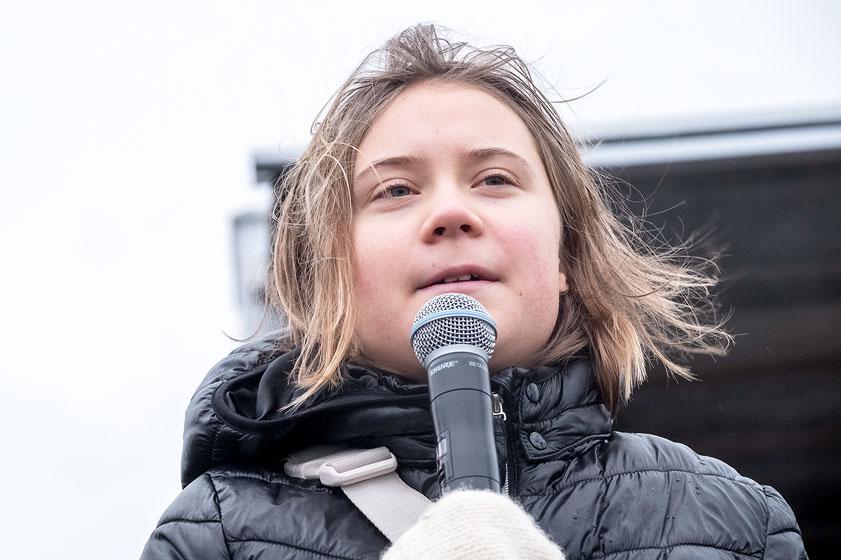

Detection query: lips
xmin=419 ymin=265 xmax=497 ymax=289
xmin=441 ymin=273 xmax=481 ymax=284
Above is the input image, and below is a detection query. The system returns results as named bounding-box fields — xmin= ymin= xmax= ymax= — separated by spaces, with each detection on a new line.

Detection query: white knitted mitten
xmin=381 ymin=490 xmax=566 ymax=560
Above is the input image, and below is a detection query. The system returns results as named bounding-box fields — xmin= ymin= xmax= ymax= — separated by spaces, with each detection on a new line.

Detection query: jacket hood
xmin=180 ymin=336 xmax=612 ymax=488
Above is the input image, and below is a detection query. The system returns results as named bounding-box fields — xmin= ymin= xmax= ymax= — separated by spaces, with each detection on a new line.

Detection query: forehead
xmin=354 ymin=81 xmax=542 ymax=172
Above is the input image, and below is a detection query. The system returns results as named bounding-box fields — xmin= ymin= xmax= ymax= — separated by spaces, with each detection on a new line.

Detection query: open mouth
xmin=419 ymin=266 xmax=497 ymax=290
xmin=439 ymin=273 xmax=483 ymax=284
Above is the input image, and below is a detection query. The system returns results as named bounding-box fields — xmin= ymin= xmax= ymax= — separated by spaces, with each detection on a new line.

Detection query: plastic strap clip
xmin=284 ymin=445 xmax=398 ymax=487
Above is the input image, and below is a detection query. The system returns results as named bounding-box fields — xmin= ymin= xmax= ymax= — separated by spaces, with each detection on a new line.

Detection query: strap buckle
xmin=284 ymin=445 xmax=398 ymax=487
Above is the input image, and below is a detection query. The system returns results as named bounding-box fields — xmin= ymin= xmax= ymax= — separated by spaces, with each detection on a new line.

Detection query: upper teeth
xmin=443 ymin=274 xmax=474 ymax=283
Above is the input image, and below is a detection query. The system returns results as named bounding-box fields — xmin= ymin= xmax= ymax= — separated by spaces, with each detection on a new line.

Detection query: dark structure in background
xmin=245 ymin=114 xmax=841 ymax=556
xmin=591 ymin=117 xmax=841 ymax=557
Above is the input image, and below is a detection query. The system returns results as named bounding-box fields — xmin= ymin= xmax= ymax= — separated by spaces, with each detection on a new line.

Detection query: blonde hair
xmin=267 ymin=23 xmax=731 ymax=412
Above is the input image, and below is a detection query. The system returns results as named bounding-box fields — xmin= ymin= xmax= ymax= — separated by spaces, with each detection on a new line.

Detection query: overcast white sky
xmin=1 ymin=1 xmax=840 ymax=557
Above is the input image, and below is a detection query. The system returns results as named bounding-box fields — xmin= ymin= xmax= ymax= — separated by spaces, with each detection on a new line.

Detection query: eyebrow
xmin=353 ymin=147 xmax=533 ymax=183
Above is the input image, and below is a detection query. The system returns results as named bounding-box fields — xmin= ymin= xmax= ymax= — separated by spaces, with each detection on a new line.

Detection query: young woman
xmin=141 ymin=24 xmax=807 ymax=559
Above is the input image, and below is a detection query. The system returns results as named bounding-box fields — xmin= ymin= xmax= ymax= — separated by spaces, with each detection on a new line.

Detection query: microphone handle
xmin=426 ymin=347 xmax=501 ymax=494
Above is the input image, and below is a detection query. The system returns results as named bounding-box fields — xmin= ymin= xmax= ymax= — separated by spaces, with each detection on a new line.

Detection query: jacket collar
xmin=201 ymin=347 xmax=612 ymax=476
xmin=491 ymin=358 xmax=612 ymax=462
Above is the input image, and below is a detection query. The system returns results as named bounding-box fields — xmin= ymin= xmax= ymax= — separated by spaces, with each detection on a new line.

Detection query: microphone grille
xmin=410 ymin=293 xmax=497 ymax=365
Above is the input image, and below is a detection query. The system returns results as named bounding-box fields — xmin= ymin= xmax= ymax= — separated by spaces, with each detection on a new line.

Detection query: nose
xmin=420 ymin=190 xmax=484 ymax=243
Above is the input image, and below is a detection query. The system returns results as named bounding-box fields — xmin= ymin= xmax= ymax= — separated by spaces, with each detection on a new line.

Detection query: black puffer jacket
xmin=141 ymin=338 xmax=807 ymax=559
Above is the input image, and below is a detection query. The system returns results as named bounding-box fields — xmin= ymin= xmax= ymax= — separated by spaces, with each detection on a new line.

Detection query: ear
xmin=559 ymin=272 xmax=569 ymax=294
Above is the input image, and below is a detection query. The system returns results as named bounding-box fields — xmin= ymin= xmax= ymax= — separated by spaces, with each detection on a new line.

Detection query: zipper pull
xmin=492 ymin=392 xmax=507 ymax=421
xmin=491 ymin=391 xmax=510 ymax=495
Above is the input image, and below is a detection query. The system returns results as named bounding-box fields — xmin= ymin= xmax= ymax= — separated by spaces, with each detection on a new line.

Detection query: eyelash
xmin=374 ymin=172 xmax=517 ymax=200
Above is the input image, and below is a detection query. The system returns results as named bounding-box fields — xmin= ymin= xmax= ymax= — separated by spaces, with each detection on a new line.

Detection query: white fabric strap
xmin=341 ymin=471 xmax=433 ymax=542
xmin=283 ymin=445 xmax=432 ymax=542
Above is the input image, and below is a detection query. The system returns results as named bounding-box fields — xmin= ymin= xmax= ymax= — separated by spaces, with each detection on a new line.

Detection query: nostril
xmin=434 ymin=226 xmax=446 ymax=236
xmin=459 ymin=224 xmax=471 ymax=233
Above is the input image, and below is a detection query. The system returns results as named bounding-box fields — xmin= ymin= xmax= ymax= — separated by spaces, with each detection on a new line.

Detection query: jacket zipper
xmin=492 ymin=392 xmax=511 ymax=495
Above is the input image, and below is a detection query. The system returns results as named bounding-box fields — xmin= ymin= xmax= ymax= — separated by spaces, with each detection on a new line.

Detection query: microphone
xmin=409 ymin=293 xmax=501 ymax=494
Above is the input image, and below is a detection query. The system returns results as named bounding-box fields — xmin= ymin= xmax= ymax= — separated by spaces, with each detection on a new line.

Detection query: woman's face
xmin=351 ymin=81 xmax=567 ymax=380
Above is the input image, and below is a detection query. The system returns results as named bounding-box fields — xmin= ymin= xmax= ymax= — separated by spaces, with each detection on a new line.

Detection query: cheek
xmin=352 ymin=229 xmax=408 ymax=297
xmin=495 ymin=213 xmax=562 ymax=339
xmin=352 ymin=250 xmax=386 ymax=331
xmin=351 ymin=238 xmax=389 ymax=354
xmin=352 ymin=220 xmax=386 ymax=286
xmin=351 ymin=222 xmax=414 ymax=332
xmin=502 ymin=214 xmax=561 ymax=288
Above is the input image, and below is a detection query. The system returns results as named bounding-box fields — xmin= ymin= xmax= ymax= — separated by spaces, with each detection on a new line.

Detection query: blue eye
xmin=481 ymin=174 xmax=514 ymax=187
xmin=381 ymin=184 xmax=413 ymax=198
